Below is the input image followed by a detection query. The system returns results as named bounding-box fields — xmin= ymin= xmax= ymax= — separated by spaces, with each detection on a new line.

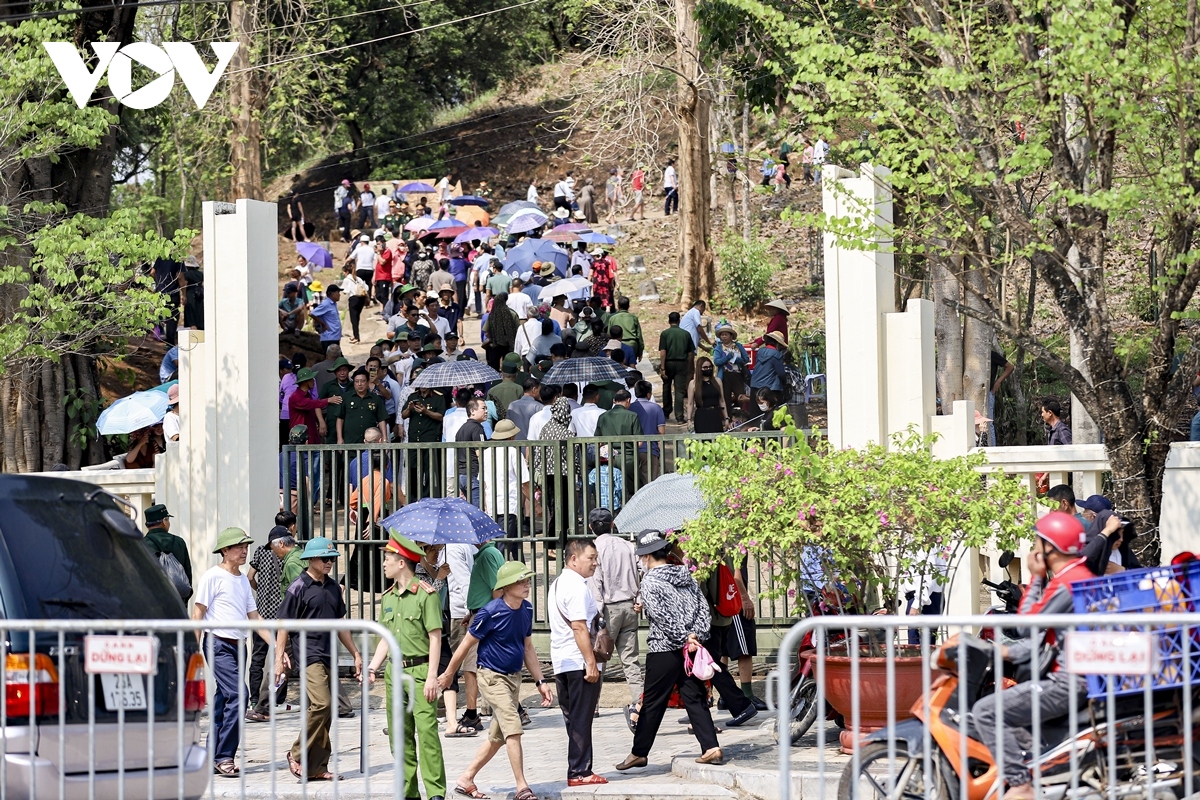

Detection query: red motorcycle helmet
xmin=1035 ymin=511 xmax=1087 ymax=555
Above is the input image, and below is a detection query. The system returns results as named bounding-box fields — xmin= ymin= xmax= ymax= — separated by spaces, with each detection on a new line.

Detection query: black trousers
xmin=455 ymin=279 xmax=468 ymax=313
xmin=705 ymin=628 xmax=752 ymax=716
xmin=347 ymin=295 xmax=366 ymax=340
xmin=495 ymin=513 xmax=522 ymax=561
xmin=633 ymin=650 xmax=718 ymax=758
xmin=338 ymin=211 xmax=352 ymax=242
xmin=375 ymin=279 xmax=392 ymax=306
xmin=249 ymin=633 xmax=289 ymax=713
xmin=407 ymin=447 xmax=444 ymax=500
xmin=555 ymin=670 xmax=603 ymax=779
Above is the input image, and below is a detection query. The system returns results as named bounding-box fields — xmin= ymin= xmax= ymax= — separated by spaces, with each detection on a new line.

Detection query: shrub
xmin=717 ymin=231 xmax=778 ymax=311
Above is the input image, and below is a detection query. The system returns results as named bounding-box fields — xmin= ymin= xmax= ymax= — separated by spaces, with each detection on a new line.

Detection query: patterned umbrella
xmin=506 ymin=213 xmax=549 ymax=235
xmin=408 ymin=359 xmax=502 ymax=389
xmin=497 ymin=200 xmax=540 ymax=218
xmin=541 ymin=356 xmax=627 ymax=385
xmin=380 ymin=497 xmax=504 ymax=546
xmin=96 ymin=390 xmax=170 ymax=435
xmin=428 ymin=218 xmax=465 ymax=231
xmin=614 ymin=473 xmax=706 ymax=534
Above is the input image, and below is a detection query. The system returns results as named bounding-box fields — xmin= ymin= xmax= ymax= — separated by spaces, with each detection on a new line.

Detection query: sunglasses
xmin=312 ymin=556 xmax=336 ymax=563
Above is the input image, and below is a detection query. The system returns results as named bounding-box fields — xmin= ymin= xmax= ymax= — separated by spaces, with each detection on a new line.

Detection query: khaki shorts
xmin=633 ymin=189 xmax=644 ymax=204
xmin=477 ymin=668 xmax=523 ymax=743
xmin=449 ymin=617 xmax=478 ymax=672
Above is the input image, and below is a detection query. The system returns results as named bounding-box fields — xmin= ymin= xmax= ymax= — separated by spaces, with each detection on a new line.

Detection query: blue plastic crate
xmin=1070 ymin=560 xmax=1200 ymax=698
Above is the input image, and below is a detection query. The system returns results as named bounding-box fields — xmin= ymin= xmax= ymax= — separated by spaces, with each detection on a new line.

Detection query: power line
xmin=227 ymin=0 xmax=546 ymax=74
xmin=251 ymin=0 xmax=437 ymax=36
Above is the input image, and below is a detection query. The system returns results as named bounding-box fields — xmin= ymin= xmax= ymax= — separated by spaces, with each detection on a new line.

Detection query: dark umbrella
xmin=450 ymin=195 xmax=491 ymax=208
xmin=380 ymin=498 xmax=504 ymax=546
xmin=409 ymin=359 xmax=502 ymax=389
xmin=541 ymin=356 xmax=628 ymax=385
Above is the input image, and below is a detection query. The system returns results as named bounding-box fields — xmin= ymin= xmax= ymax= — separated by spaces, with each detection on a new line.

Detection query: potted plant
xmin=678 ymin=421 xmax=1029 ymax=749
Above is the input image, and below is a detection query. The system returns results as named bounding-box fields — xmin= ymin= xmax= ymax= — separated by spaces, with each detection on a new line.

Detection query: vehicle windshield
xmin=0 ymin=489 xmax=186 ymax=620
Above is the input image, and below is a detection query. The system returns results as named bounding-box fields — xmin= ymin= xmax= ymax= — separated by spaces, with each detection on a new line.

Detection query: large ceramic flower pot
xmin=818 ymin=645 xmax=927 ymax=752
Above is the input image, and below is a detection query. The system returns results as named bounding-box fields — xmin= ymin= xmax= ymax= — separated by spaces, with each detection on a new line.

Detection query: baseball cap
xmin=1076 ymin=495 xmax=1113 ymax=513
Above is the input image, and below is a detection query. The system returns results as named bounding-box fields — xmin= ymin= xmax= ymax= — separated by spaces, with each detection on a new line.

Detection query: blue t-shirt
xmin=632 ymin=399 xmax=666 ymax=455
xmin=310 ymin=298 xmax=343 ymax=342
xmin=469 ymin=597 xmax=533 ymax=674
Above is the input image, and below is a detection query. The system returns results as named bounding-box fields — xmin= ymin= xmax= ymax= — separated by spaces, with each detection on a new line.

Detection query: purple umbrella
xmin=453 ymin=227 xmax=500 ymax=244
xmin=398 ymin=182 xmax=437 ymax=193
xmin=428 ymin=218 xmax=464 ymax=231
xmin=450 ymin=195 xmax=491 ymax=208
xmin=507 ymin=213 xmax=548 ymax=235
xmin=296 ymin=241 xmax=333 ymax=270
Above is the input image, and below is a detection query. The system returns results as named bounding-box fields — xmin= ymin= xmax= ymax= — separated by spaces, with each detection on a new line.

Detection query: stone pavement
xmin=203 ymin=679 xmax=842 ymax=800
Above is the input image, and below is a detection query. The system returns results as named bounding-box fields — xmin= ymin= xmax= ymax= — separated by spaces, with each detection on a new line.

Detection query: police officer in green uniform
xmin=334 ymin=367 xmax=389 ymax=444
xmin=368 ymin=533 xmax=447 ymax=800
xmin=657 ymin=311 xmax=696 ymax=423
xmin=402 ymin=371 xmax=447 ymax=499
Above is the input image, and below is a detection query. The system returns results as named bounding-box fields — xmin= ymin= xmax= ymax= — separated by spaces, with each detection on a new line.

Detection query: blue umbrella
xmin=150 ymin=379 xmax=178 ymax=393
xmin=450 ymin=195 xmax=491 ymax=208
xmin=96 ymin=390 xmax=170 ymax=436
xmin=503 ymin=238 xmax=569 ymax=277
xmin=580 ymin=232 xmax=616 ymax=245
xmin=379 ymin=498 xmax=505 ymax=546
xmin=428 ymin=218 xmax=465 ymax=231
xmin=453 ymin=227 xmax=500 ymax=245
xmin=399 ymin=182 xmax=437 ymax=193
xmin=296 ymin=241 xmax=333 ymax=270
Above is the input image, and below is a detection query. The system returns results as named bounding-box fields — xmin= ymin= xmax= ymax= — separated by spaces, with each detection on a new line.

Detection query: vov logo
xmin=43 ymin=42 xmax=239 ymax=110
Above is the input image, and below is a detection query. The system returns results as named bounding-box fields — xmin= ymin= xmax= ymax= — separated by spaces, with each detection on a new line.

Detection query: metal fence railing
xmin=280 ymin=431 xmax=800 ymax=629
xmin=0 ymin=618 xmax=403 ymax=800
xmin=768 ymin=611 xmax=1199 ymax=800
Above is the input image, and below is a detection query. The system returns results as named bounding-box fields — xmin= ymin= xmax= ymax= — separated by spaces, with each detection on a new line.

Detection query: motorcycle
xmin=981 ymin=551 xmax=1024 ymax=644
xmin=771 ymin=587 xmax=853 ymax=745
xmin=838 ymin=634 xmax=1200 ymax=800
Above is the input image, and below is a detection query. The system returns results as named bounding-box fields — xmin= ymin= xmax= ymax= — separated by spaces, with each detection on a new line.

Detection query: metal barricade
xmin=0 ymin=618 xmax=405 ymax=800
xmin=768 ymin=613 xmax=1199 ymax=800
xmin=281 ymin=431 xmax=798 ymax=628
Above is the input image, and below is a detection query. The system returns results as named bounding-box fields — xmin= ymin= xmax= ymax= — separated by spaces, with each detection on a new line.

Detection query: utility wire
xmin=0 ymin=0 xmax=224 ymax=23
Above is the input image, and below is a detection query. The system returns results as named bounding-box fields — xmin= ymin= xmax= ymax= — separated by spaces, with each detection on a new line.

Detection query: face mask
xmin=701 ymin=367 xmax=713 ymax=375
xmin=759 ymin=402 xmax=770 ymax=411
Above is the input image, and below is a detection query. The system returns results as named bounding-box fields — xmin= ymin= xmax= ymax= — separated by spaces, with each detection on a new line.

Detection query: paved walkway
xmin=204 ymin=679 xmax=831 ymax=799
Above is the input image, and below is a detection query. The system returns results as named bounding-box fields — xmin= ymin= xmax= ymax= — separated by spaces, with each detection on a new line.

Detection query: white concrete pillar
xmin=1159 ymin=442 xmax=1200 ymax=561
xmin=883 ymin=299 xmax=936 ymax=443
xmin=823 ymin=163 xmax=896 ymax=449
xmin=929 ymin=400 xmax=981 ymax=617
xmin=195 ymin=199 xmax=279 ymax=558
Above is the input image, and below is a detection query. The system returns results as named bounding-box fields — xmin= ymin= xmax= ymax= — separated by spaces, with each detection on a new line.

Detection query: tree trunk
xmin=0 ymin=375 xmax=15 ymax=473
xmin=74 ymin=354 xmax=104 ymax=465
xmin=962 ymin=260 xmax=992 ymax=419
xmin=63 ymin=358 xmax=83 ymax=470
xmin=229 ymin=0 xmax=264 ymax=201
xmin=17 ymin=362 xmax=40 ymax=473
xmin=741 ymin=97 xmax=751 ymax=241
xmin=42 ymin=360 xmax=65 ymax=468
xmin=933 ymin=259 xmax=964 ymax=405
xmin=674 ymin=0 xmax=714 ymax=306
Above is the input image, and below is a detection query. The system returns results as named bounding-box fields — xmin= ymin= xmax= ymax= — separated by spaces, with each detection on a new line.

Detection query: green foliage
xmin=716 ymin=230 xmax=778 ymax=311
xmin=0 ymin=206 xmax=189 ymax=372
xmin=678 ymin=423 xmax=1032 ymax=628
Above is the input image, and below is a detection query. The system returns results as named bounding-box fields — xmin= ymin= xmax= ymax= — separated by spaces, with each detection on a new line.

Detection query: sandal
xmin=624 ymin=704 xmax=639 ymax=734
xmin=308 ymin=771 xmax=343 ymax=781
xmin=245 ymin=710 xmax=270 ymax=723
xmin=444 ymin=728 xmax=478 ymax=738
xmin=514 ymin=789 xmax=538 ymax=800
xmin=286 ymin=751 xmax=303 ymax=779
xmin=214 ymin=760 xmax=239 ymax=777
xmin=453 ymin=784 xmax=489 ymax=799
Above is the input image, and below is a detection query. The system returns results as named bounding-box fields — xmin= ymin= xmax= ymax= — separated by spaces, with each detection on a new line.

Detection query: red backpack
xmin=715 ymin=563 xmax=743 ymax=617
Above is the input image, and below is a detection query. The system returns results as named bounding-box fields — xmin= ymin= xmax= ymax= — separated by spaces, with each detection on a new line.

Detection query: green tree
xmin=729 ymin=0 xmax=1200 ymax=563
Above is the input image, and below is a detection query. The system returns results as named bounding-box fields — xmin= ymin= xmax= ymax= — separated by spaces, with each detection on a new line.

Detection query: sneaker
xmin=726 ymin=703 xmax=758 ymax=727
xmin=750 ymin=695 xmax=768 ymax=711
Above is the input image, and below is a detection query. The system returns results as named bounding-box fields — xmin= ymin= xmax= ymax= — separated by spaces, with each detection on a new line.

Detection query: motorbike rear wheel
xmin=837 ymin=742 xmax=952 ymax=800
xmin=770 ymin=674 xmax=820 ymax=745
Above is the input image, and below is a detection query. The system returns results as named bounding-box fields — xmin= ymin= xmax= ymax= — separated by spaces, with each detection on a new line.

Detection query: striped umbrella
xmin=541 ymin=356 xmax=627 ymax=385
xmin=614 ymin=473 xmax=706 ymax=534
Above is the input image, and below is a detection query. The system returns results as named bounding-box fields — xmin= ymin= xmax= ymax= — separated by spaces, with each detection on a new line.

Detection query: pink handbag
xmin=683 ymin=644 xmax=722 ymax=681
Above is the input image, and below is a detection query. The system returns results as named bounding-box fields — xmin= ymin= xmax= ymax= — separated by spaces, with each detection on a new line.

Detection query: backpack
xmin=158 ymin=552 xmax=192 ymax=601
xmin=785 ymin=363 xmax=806 ymax=404
xmin=715 ymin=563 xmax=743 ymax=617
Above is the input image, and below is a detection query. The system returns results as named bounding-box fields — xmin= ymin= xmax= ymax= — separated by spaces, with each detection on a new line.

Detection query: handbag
xmin=556 ymin=598 xmax=614 ymax=663
xmin=683 ymin=643 xmax=721 ymax=681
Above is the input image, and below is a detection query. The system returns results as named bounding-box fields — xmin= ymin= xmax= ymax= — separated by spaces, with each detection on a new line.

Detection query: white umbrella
xmin=538 ymin=283 xmax=572 ymax=301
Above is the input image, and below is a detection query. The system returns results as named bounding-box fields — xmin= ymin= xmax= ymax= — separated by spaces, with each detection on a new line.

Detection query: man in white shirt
xmin=526 ymin=182 xmax=539 ymax=203
xmin=553 ymin=173 xmax=575 ymax=213
xmin=527 ymin=384 xmax=563 ymax=442
xmin=191 ymin=527 xmax=274 ymax=777
xmin=374 ymin=192 xmax=391 ymax=226
xmin=481 ymin=420 xmax=530 ymax=561
xmin=514 ymin=315 xmax=543 ymax=363
xmin=547 ymin=539 xmax=604 ymax=786
xmin=437 ymin=172 xmax=454 ymax=205
xmin=663 ymin=158 xmax=678 ymax=216
xmin=571 ymin=384 xmax=604 ymax=438
xmin=443 ymin=542 xmax=476 ymax=735
xmin=507 ymin=283 xmax=534 ymax=320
